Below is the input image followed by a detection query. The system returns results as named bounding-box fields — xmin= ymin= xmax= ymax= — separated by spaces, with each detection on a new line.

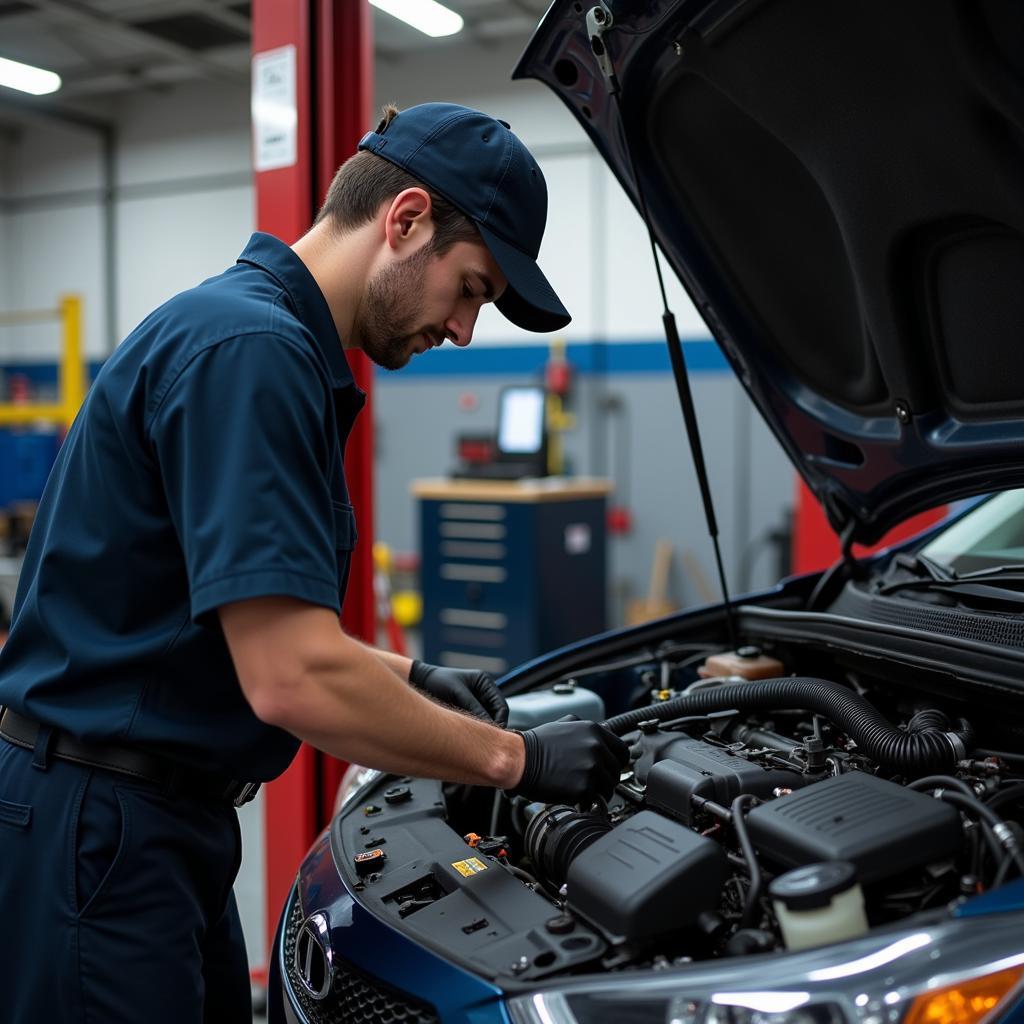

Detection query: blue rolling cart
xmin=413 ymin=477 xmax=612 ymax=674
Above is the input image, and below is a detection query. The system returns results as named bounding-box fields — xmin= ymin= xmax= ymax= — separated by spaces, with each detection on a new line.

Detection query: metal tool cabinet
xmin=413 ymin=478 xmax=612 ymax=674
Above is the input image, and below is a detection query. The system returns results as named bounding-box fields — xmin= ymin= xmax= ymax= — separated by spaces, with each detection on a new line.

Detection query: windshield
xmin=920 ymin=491 xmax=1024 ymax=574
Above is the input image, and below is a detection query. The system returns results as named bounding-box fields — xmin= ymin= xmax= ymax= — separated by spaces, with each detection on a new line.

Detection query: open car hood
xmin=514 ymin=0 xmax=1024 ymax=545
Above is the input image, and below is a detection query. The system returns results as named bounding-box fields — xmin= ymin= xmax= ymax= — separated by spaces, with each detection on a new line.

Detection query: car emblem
xmin=294 ymin=912 xmax=333 ymax=1000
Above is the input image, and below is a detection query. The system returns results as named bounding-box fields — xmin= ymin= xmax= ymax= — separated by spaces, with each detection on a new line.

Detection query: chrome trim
xmin=294 ymin=911 xmax=333 ymax=1001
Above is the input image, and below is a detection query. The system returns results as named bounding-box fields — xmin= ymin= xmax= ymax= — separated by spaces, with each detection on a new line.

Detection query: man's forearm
xmin=358 ymin=641 xmax=412 ymax=682
xmin=221 ymin=599 xmax=522 ymax=787
xmin=276 ymin=634 xmax=521 ymax=787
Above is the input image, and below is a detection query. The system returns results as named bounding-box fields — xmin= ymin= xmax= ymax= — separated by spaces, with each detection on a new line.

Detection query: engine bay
xmin=333 ymin=624 xmax=1024 ymax=983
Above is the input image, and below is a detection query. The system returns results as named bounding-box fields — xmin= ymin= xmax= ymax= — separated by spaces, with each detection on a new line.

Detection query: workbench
xmin=412 ymin=477 xmax=612 ymax=675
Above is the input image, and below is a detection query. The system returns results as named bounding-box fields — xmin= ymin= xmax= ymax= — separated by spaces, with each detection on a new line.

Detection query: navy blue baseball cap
xmin=358 ymin=102 xmax=571 ymax=333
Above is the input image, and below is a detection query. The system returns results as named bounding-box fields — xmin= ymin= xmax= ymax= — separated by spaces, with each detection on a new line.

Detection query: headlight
xmin=507 ymin=913 xmax=1024 ymax=1024
xmin=334 ymin=763 xmax=381 ymax=815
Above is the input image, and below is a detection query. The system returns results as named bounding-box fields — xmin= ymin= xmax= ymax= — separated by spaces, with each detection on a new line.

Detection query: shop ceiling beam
xmin=24 ymin=0 xmax=249 ymax=86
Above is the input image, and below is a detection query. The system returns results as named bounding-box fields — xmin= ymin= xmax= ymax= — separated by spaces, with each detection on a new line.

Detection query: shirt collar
xmin=237 ymin=232 xmax=354 ymax=388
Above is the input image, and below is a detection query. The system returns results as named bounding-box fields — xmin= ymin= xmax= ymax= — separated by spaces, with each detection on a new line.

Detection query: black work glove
xmin=509 ymin=715 xmax=630 ymax=805
xmin=408 ymin=660 xmax=509 ymax=726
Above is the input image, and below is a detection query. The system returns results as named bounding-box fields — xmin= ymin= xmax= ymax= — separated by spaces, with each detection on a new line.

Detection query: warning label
xmin=451 ymin=857 xmax=488 ymax=877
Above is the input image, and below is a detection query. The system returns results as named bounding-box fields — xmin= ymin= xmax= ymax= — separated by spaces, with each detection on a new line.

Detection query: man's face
xmin=356 ymin=238 xmax=507 ymax=371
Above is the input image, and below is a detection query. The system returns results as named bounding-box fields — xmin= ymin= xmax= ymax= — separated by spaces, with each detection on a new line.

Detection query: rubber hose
xmin=731 ymin=795 xmax=762 ymax=928
xmin=603 ymin=677 xmax=974 ymax=774
xmin=908 ymin=708 xmax=951 ymax=733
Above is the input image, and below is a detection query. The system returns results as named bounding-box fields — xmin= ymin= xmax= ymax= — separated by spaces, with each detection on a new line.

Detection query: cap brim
xmin=476 ymin=222 xmax=571 ymax=333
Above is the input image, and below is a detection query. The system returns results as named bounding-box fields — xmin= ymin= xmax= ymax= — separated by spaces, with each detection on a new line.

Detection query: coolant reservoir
xmin=769 ymin=862 xmax=868 ymax=951
xmin=698 ymin=645 xmax=784 ymax=680
xmin=505 ymin=683 xmax=606 ymax=730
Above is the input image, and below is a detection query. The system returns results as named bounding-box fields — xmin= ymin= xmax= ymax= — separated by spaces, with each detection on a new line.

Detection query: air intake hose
xmin=524 ymin=804 xmax=613 ymax=888
xmin=603 ymin=677 xmax=973 ymax=774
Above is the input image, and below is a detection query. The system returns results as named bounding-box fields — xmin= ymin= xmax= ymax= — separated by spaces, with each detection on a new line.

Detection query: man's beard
xmin=356 ymin=245 xmax=435 ymax=371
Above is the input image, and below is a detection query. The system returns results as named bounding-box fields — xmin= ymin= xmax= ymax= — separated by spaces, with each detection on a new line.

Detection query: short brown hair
xmin=314 ymin=104 xmax=480 ymax=255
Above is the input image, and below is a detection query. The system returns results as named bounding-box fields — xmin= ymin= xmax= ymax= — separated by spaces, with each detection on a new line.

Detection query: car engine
xmin=517 ymin=700 xmax=978 ymax=962
xmin=335 ymin=636 xmax=1024 ymax=983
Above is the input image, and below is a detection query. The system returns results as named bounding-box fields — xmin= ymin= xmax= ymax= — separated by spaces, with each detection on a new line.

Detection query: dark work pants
xmin=0 ymin=738 xmax=252 ymax=1023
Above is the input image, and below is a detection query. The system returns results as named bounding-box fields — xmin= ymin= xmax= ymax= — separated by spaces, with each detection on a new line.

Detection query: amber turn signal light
xmin=902 ymin=965 xmax=1023 ymax=1024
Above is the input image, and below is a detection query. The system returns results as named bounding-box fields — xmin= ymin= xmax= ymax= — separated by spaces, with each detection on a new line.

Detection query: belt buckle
xmin=231 ymin=781 xmax=261 ymax=807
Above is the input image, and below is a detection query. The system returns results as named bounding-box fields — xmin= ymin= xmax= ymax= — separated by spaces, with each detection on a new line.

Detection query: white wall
xmin=2 ymin=122 xmax=102 ymax=362
xmin=2 ymin=81 xmax=253 ymax=360
xmin=113 ymin=81 xmax=254 ymax=338
xmin=0 ymin=134 xmax=11 ymax=316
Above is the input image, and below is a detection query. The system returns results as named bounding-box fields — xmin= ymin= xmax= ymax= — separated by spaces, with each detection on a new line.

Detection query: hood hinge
xmin=586 ymin=4 xmax=619 ymax=90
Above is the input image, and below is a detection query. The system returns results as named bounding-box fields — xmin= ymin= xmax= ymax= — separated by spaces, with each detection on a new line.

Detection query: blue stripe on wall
xmin=374 ymin=339 xmax=728 ymax=378
xmin=0 ymin=341 xmax=727 ymax=389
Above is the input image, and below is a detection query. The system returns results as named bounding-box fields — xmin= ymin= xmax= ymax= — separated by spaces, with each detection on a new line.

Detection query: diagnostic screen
xmin=497 ymin=387 xmax=545 ymax=455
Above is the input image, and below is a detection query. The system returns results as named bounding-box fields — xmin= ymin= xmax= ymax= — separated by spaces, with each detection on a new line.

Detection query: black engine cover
xmin=642 ymin=735 xmax=801 ymax=825
xmin=566 ymin=810 xmax=728 ymax=942
xmin=746 ymin=771 xmax=962 ymax=882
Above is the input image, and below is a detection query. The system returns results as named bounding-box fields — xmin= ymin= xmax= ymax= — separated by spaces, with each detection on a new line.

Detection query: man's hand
xmin=509 ymin=716 xmax=630 ymax=805
xmin=408 ymin=660 xmax=509 ymax=726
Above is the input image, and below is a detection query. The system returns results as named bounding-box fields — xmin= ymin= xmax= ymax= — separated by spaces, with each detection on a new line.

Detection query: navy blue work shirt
xmin=0 ymin=233 xmax=365 ymax=781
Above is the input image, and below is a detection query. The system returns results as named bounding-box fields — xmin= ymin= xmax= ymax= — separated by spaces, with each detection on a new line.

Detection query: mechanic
xmin=0 ymin=103 xmax=629 ymax=1024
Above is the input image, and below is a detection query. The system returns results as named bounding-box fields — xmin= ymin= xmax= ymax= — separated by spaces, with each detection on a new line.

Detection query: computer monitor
xmin=496 ymin=385 xmax=548 ymax=472
xmin=450 ymin=385 xmax=549 ymax=480
xmin=497 ymin=386 xmax=545 ymax=455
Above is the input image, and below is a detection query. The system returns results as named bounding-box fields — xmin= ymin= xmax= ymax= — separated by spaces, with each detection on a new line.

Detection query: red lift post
xmin=792 ymin=479 xmax=947 ymax=574
xmin=251 ymin=0 xmax=374 ymax=979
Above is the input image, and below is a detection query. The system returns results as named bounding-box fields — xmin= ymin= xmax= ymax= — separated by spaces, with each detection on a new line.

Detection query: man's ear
xmin=383 ymin=187 xmax=434 ymax=254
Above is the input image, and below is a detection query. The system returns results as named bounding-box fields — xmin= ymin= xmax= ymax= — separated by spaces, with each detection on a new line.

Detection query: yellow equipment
xmin=0 ymin=295 xmax=87 ymax=432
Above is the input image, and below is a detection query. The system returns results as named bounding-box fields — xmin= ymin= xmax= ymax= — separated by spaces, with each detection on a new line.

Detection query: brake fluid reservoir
xmin=505 ymin=683 xmax=606 ymax=730
xmin=769 ymin=862 xmax=868 ymax=951
xmin=698 ymin=645 xmax=784 ymax=680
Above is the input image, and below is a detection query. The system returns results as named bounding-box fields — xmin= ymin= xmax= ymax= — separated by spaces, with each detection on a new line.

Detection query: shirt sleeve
xmin=148 ymin=332 xmax=341 ymax=627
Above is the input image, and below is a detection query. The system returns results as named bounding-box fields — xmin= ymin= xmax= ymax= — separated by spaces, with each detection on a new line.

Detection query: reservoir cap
xmin=769 ymin=861 xmax=857 ymax=911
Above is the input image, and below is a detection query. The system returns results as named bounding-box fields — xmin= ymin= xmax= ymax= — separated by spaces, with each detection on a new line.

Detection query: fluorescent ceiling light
xmin=370 ymin=0 xmax=464 ymax=38
xmin=0 ymin=55 xmax=61 ymax=96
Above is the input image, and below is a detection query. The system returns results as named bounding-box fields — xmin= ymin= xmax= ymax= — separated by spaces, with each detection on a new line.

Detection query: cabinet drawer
xmin=435 ymin=650 xmax=510 ymax=675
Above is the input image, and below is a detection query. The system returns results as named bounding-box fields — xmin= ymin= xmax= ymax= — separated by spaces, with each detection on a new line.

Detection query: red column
xmin=313 ymin=0 xmax=376 ymax=827
xmin=251 ymin=0 xmax=374 ymax=973
xmin=252 ymin=4 xmax=312 ymax=242
xmin=792 ymin=478 xmax=946 ymax=573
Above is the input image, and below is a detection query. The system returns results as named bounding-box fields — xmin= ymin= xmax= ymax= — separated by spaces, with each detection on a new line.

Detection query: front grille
xmin=283 ymin=886 xmax=440 ymax=1024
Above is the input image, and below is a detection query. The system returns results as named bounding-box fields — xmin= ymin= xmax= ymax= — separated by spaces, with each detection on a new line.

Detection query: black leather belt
xmin=0 ymin=708 xmax=260 ymax=807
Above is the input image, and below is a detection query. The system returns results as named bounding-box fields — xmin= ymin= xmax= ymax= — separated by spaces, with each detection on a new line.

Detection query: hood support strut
xmin=807 ymin=519 xmax=860 ymax=610
xmin=586 ymin=3 xmax=738 ymax=648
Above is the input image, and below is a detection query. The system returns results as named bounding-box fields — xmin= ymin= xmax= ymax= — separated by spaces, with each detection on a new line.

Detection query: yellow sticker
xmin=451 ymin=857 xmax=488 ymax=877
